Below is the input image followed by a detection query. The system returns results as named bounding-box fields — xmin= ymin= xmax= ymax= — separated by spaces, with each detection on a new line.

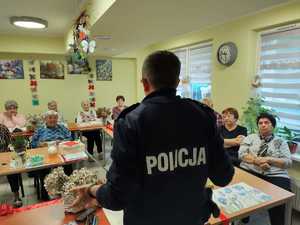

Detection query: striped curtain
xmin=259 ymin=27 xmax=300 ymax=134
xmin=173 ymin=43 xmax=212 ymax=100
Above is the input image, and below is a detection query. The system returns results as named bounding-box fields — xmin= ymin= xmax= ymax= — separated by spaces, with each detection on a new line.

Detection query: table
xmin=207 ymin=167 xmax=295 ymax=225
xmin=0 ymin=200 xmax=110 ymax=225
xmin=0 ymin=147 xmax=87 ymax=176
xmin=10 ymin=122 xmax=105 ymax=138
xmin=68 ymin=122 xmax=105 ymax=132
xmin=84 ymin=167 xmax=294 ymax=225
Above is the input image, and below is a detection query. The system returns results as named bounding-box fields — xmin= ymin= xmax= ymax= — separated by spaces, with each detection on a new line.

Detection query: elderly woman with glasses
xmin=239 ymin=113 xmax=292 ymax=225
xmin=0 ymin=100 xmax=26 ymax=131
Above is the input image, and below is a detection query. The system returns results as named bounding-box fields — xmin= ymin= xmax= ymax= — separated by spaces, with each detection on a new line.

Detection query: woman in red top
xmin=112 ymin=95 xmax=127 ymax=120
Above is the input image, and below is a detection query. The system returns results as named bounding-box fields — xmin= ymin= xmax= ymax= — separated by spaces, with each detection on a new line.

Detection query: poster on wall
xmin=40 ymin=60 xmax=65 ymax=79
xmin=96 ymin=59 xmax=112 ymax=81
xmin=0 ymin=60 xmax=24 ymax=79
xmin=66 ymin=56 xmax=91 ymax=75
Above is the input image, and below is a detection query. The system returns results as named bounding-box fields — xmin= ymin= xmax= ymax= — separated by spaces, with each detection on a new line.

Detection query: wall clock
xmin=217 ymin=42 xmax=238 ymax=66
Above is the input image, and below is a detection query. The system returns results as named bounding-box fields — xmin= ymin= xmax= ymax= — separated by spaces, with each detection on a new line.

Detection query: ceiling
xmin=0 ymin=0 xmax=86 ymax=37
xmin=0 ymin=0 xmax=293 ymax=55
xmin=91 ymin=0 xmax=291 ymax=56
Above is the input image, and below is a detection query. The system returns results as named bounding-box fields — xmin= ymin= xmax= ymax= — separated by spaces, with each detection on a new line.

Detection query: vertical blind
xmin=173 ymin=43 xmax=212 ymax=100
xmin=258 ymin=26 xmax=300 ymax=134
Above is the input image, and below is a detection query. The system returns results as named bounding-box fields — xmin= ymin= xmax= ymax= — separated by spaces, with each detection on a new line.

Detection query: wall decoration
xmin=0 ymin=60 xmax=24 ymax=79
xmin=28 ymin=60 xmax=39 ymax=106
xmin=96 ymin=59 xmax=112 ymax=81
xmin=68 ymin=11 xmax=96 ymax=66
xmin=40 ymin=60 xmax=65 ymax=79
xmin=88 ymin=74 xmax=96 ymax=108
xmin=66 ymin=56 xmax=90 ymax=75
xmin=251 ymin=75 xmax=262 ymax=88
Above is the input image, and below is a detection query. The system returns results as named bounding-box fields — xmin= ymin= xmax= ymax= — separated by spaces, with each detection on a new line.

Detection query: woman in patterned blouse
xmin=0 ymin=124 xmax=23 ymax=207
xmin=76 ymin=100 xmax=102 ymax=159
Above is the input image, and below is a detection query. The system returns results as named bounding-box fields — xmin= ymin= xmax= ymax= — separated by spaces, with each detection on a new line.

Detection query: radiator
xmin=291 ymin=177 xmax=300 ymax=211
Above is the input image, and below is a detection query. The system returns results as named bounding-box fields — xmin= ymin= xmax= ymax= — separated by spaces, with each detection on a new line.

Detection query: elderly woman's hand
xmin=259 ymin=162 xmax=271 ymax=171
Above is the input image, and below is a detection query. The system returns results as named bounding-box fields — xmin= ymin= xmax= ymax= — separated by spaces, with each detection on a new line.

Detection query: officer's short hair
xmin=142 ymin=51 xmax=181 ymax=89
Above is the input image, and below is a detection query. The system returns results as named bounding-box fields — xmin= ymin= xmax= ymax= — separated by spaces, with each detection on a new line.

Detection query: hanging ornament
xmin=88 ymin=74 xmax=96 ymax=108
xmin=28 ymin=60 xmax=39 ymax=106
xmin=69 ymin=11 xmax=96 ymax=64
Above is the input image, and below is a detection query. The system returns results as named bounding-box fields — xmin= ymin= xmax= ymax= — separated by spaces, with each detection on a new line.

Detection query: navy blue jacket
xmin=96 ymin=88 xmax=234 ymax=225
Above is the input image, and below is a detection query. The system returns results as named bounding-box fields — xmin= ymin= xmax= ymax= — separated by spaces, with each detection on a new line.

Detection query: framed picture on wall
xmin=96 ymin=59 xmax=112 ymax=81
xmin=0 ymin=60 xmax=24 ymax=79
xmin=40 ymin=60 xmax=65 ymax=79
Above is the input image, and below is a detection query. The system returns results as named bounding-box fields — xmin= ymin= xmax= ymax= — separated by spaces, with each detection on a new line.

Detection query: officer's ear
xmin=141 ymin=77 xmax=151 ymax=93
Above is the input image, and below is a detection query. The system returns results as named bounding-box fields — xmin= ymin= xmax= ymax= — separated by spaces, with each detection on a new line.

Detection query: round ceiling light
xmin=10 ymin=16 xmax=48 ymax=29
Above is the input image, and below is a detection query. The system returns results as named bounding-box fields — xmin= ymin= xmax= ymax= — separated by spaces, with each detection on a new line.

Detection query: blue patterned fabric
xmin=31 ymin=124 xmax=72 ymax=148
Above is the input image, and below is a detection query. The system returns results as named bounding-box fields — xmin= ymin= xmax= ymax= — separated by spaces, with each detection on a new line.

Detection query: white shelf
xmin=292 ymin=153 xmax=300 ymax=162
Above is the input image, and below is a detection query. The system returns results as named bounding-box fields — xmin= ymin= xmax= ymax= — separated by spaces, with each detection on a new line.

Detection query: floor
xmin=0 ymin=138 xmax=300 ymax=225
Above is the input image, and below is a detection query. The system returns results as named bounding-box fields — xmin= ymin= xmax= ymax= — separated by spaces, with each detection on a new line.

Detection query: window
xmin=257 ymin=24 xmax=300 ymax=134
xmin=173 ymin=42 xmax=212 ymax=101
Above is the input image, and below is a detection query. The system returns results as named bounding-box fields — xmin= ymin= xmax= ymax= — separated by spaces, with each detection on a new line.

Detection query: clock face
xmin=217 ymin=42 xmax=238 ymax=66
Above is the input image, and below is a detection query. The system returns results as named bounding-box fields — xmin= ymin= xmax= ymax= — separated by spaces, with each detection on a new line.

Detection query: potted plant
xmin=241 ymin=96 xmax=277 ymax=134
xmin=96 ymin=107 xmax=111 ymax=124
xmin=11 ymin=136 xmax=28 ymax=163
xmin=279 ymin=126 xmax=299 ymax=154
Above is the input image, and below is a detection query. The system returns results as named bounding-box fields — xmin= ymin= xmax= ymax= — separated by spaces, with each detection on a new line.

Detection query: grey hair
xmin=81 ymin=100 xmax=89 ymax=107
xmin=47 ymin=100 xmax=57 ymax=106
xmin=44 ymin=110 xmax=58 ymax=117
xmin=5 ymin=100 xmax=18 ymax=110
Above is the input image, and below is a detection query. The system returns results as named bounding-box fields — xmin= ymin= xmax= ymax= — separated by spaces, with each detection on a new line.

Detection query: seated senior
xmin=0 ymin=100 xmax=26 ymax=132
xmin=31 ymin=110 xmax=71 ymax=148
xmin=239 ymin=113 xmax=292 ymax=225
xmin=31 ymin=110 xmax=73 ymax=200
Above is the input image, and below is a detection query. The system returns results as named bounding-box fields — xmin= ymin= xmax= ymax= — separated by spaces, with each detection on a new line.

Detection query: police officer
xmin=71 ymin=51 xmax=234 ymax=225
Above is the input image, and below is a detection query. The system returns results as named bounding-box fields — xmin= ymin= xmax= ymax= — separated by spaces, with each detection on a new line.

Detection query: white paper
xmin=212 ymin=182 xmax=272 ymax=214
xmin=103 ymin=209 xmax=123 ymax=225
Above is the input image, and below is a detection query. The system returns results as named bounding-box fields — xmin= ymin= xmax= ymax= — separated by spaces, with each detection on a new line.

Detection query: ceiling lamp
xmin=10 ymin=16 xmax=48 ymax=29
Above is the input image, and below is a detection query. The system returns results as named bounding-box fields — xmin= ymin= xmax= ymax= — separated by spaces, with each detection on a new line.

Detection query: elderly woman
xmin=0 ymin=100 xmax=26 ymax=131
xmin=239 ymin=113 xmax=292 ymax=225
xmin=47 ymin=100 xmax=65 ymax=124
xmin=0 ymin=124 xmax=22 ymax=207
xmin=32 ymin=110 xmax=71 ymax=148
xmin=220 ymin=107 xmax=247 ymax=166
xmin=112 ymin=95 xmax=127 ymax=120
xmin=77 ymin=100 xmax=102 ymax=159
xmin=31 ymin=110 xmax=73 ymax=200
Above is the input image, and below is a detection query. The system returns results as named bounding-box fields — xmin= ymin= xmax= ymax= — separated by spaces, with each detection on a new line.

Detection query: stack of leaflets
xmin=212 ymin=182 xmax=272 ymax=214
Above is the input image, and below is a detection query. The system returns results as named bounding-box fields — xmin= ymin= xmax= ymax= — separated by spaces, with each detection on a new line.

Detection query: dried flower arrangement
xmin=44 ymin=167 xmax=98 ymax=212
xmin=96 ymin=107 xmax=111 ymax=119
xmin=26 ymin=114 xmax=44 ymax=131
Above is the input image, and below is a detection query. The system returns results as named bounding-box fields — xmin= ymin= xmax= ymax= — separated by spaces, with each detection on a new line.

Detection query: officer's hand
xmin=69 ymin=180 xmax=105 ymax=212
